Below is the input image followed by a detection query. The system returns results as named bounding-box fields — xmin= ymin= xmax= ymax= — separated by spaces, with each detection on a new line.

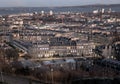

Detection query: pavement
xmin=0 ymin=73 xmax=44 ymax=84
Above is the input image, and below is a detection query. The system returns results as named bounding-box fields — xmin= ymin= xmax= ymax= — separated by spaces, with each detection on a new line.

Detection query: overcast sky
xmin=0 ymin=0 xmax=120 ymax=7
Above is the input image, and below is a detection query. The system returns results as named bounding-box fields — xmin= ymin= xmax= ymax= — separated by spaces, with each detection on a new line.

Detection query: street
xmin=0 ymin=73 xmax=44 ymax=84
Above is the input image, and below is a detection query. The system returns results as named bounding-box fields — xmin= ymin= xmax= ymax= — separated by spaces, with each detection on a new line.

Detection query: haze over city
xmin=0 ymin=0 xmax=120 ymax=7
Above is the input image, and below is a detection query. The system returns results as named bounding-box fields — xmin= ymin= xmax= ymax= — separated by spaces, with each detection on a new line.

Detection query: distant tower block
xmin=50 ymin=10 xmax=53 ymax=15
xmin=108 ymin=8 xmax=112 ymax=13
xmin=93 ymin=10 xmax=98 ymax=14
xmin=41 ymin=11 xmax=45 ymax=15
xmin=34 ymin=12 xmax=38 ymax=14
xmin=102 ymin=8 xmax=105 ymax=13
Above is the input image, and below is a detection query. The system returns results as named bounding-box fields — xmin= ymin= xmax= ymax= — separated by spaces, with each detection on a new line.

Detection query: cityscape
xmin=0 ymin=1 xmax=120 ymax=84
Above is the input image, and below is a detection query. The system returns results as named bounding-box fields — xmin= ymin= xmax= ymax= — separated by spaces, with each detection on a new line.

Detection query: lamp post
xmin=1 ymin=71 xmax=4 ymax=82
xmin=51 ymin=68 xmax=53 ymax=84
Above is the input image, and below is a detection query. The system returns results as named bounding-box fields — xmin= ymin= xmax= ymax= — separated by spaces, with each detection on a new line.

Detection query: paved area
xmin=0 ymin=73 xmax=44 ymax=84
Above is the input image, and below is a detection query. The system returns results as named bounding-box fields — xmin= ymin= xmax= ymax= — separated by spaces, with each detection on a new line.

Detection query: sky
xmin=0 ymin=0 xmax=120 ymax=7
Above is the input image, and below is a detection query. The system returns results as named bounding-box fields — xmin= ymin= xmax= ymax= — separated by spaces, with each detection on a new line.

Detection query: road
xmin=0 ymin=73 xmax=44 ymax=84
xmin=31 ymin=56 xmax=94 ymax=61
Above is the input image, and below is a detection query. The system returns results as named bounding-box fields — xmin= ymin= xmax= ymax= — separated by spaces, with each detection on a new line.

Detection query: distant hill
xmin=0 ymin=4 xmax=119 ymax=15
xmin=58 ymin=4 xmax=120 ymax=8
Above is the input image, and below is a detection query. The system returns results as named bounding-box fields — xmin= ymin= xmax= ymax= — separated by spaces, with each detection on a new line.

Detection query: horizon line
xmin=0 ymin=3 xmax=119 ymax=8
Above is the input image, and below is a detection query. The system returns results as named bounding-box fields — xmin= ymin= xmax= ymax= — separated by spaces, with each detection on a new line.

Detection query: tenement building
xmin=28 ymin=36 xmax=95 ymax=58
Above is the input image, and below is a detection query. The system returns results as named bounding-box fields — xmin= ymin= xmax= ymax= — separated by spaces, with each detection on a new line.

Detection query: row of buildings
xmin=13 ymin=36 xmax=95 ymax=58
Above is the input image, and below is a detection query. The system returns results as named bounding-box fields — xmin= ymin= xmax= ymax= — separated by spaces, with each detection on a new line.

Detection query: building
xmin=29 ymin=42 xmax=54 ymax=58
xmin=50 ymin=36 xmax=77 ymax=56
xmin=113 ymin=41 xmax=120 ymax=60
xmin=76 ymin=41 xmax=95 ymax=56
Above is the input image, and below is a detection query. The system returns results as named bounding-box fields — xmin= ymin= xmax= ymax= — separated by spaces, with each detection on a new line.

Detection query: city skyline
xmin=0 ymin=0 xmax=120 ymax=7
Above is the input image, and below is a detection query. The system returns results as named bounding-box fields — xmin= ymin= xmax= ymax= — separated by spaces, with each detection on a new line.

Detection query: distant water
xmin=0 ymin=5 xmax=120 ymax=15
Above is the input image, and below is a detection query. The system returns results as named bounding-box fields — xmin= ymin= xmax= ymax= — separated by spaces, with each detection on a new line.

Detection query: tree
xmin=5 ymin=48 xmax=19 ymax=62
xmin=0 ymin=48 xmax=6 ymax=63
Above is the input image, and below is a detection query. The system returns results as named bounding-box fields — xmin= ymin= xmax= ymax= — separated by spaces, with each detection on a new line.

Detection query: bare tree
xmin=5 ymin=48 xmax=19 ymax=62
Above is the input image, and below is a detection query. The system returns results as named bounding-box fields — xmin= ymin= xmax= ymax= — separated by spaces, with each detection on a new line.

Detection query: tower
xmin=102 ymin=8 xmax=105 ymax=14
xmin=49 ymin=10 xmax=53 ymax=16
xmin=41 ymin=11 xmax=45 ymax=16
